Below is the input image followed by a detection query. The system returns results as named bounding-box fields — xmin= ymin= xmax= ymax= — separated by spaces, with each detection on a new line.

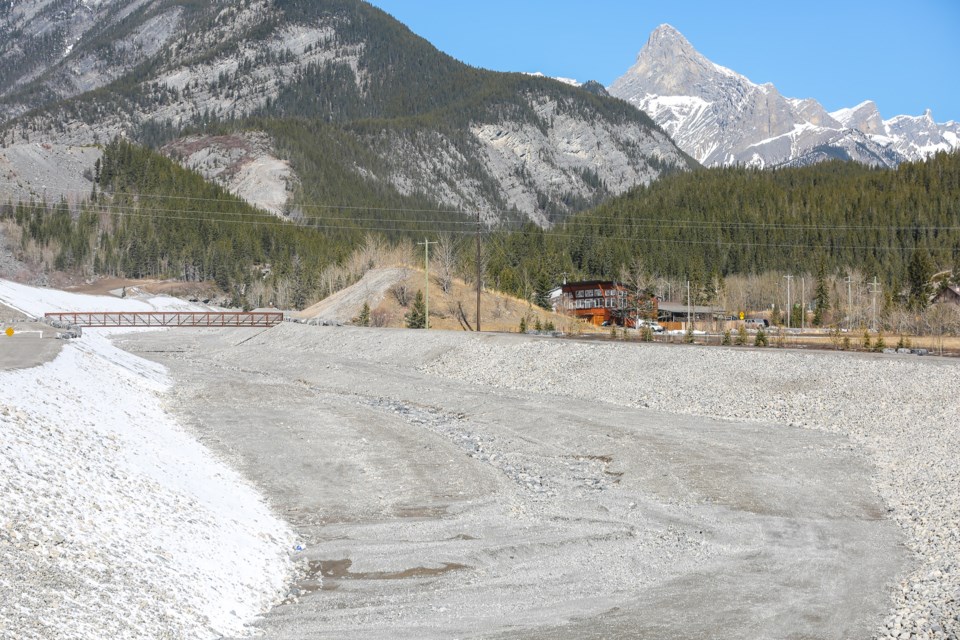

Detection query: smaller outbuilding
xmin=933 ymin=283 xmax=960 ymax=305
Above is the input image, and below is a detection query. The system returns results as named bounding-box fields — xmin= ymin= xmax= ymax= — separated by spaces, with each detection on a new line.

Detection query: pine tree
xmin=873 ymin=332 xmax=886 ymax=352
xmin=907 ymin=249 xmax=934 ymax=311
xmin=813 ymin=259 xmax=830 ymax=327
xmin=405 ymin=290 xmax=427 ymax=329
xmin=735 ymin=325 xmax=748 ymax=345
xmin=355 ymin=302 xmax=371 ymax=327
xmin=754 ymin=326 xmax=768 ymax=347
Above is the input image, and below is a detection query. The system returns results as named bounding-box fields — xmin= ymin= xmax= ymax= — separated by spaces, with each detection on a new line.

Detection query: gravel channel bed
xmin=422 ymin=338 xmax=960 ymax=640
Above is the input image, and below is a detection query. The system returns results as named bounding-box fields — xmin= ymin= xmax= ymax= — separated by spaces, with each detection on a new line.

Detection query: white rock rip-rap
xmin=0 ymin=331 xmax=295 ymax=640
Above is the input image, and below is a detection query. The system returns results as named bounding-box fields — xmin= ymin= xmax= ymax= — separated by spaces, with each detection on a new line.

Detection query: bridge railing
xmin=43 ymin=311 xmax=284 ymax=328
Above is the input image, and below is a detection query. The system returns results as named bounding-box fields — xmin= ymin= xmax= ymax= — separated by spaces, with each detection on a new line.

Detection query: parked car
xmin=637 ymin=319 xmax=664 ymax=333
xmin=744 ymin=318 xmax=769 ymax=329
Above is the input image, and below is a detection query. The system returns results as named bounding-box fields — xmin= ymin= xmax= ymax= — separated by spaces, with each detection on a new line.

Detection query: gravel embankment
xmin=422 ymin=339 xmax=960 ymax=639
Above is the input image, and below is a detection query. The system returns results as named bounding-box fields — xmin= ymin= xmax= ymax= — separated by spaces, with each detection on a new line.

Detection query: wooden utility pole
xmin=476 ymin=211 xmax=482 ymax=332
xmin=784 ymin=274 xmax=793 ymax=330
xmin=418 ymin=238 xmax=436 ymax=329
xmin=869 ymin=277 xmax=881 ymax=332
xmin=845 ymin=275 xmax=853 ymax=330
xmin=800 ymin=276 xmax=806 ymax=332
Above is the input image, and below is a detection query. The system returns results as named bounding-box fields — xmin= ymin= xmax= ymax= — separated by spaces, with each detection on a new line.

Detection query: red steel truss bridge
xmin=44 ymin=311 xmax=284 ymax=328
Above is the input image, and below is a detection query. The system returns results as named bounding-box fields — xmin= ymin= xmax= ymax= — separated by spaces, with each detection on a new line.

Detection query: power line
xmin=6 ymin=195 xmax=960 ymax=237
xmin=5 ymin=187 xmax=960 ymax=232
xmin=6 ymin=205 xmax=951 ymax=253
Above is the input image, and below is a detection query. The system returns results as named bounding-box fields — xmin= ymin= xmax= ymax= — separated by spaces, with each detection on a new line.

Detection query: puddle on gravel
xmin=298 ymin=559 xmax=470 ymax=593
xmin=393 ymin=504 xmax=449 ymax=518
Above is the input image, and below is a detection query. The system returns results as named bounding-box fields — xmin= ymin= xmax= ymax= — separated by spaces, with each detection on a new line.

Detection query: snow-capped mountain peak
xmin=609 ymin=26 xmax=957 ymax=168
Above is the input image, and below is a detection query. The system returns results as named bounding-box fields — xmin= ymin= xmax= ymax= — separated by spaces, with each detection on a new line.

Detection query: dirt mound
xmin=296 ymin=267 xmax=411 ymax=324
xmin=296 ymin=266 xmax=577 ymax=333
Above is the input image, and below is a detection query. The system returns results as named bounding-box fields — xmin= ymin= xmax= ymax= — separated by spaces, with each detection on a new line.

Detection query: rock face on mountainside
xmin=162 ymin=132 xmax=296 ymax=217
xmin=609 ymin=24 xmax=958 ymax=168
xmin=0 ymin=1 xmax=693 ymax=226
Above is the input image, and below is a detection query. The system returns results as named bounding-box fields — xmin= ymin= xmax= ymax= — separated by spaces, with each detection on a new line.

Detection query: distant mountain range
xmin=0 ymin=0 xmax=693 ymax=226
xmin=608 ymin=24 xmax=959 ymax=168
xmin=2 ymin=5 xmax=956 ymax=226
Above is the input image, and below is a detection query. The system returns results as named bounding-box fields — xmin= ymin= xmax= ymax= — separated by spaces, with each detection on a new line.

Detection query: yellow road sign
xmin=739 ymin=312 xmax=745 ymax=320
xmin=4 ymin=327 xmax=13 ymax=337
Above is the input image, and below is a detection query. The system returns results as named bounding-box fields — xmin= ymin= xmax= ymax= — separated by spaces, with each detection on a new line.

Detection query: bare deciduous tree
xmin=921 ymin=303 xmax=960 ymax=354
xmin=390 ymin=278 xmax=413 ymax=307
xmin=434 ymin=233 xmax=458 ymax=294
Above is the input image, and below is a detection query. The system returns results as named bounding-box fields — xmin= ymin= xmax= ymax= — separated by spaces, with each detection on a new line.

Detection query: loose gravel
xmin=423 ymin=338 xmax=960 ymax=639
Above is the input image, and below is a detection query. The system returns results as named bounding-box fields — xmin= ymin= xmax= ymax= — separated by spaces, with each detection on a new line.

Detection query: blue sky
xmin=367 ymin=1 xmax=960 ymax=122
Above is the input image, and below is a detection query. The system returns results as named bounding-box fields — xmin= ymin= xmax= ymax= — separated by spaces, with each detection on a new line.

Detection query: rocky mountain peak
xmin=609 ymin=24 xmax=956 ymax=168
xmin=612 ymin=23 xmax=741 ymax=102
xmin=831 ymin=100 xmax=883 ymax=135
xmin=642 ymin=23 xmax=697 ymax=60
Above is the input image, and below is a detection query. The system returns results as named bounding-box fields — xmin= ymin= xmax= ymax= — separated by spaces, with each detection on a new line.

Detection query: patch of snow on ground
xmin=0 ymin=280 xmax=296 ymax=639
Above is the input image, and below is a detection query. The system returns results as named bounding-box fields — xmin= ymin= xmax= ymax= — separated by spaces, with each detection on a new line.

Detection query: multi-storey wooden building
xmin=551 ymin=280 xmax=658 ymax=327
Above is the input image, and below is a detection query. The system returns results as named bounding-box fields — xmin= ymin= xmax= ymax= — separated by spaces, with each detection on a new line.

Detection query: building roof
xmin=561 ymin=280 xmax=622 ymax=288
xmin=658 ymin=301 xmax=724 ymax=314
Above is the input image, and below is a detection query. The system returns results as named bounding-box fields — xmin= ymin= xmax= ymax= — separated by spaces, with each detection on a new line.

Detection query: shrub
xmin=391 ymin=281 xmax=412 ymax=307
xmin=872 ymin=332 xmax=886 ymax=352
xmin=754 ymin=327 xmax=768 ymax=347
xmin=353 ymin=302 xmax=371 ymax=327
xmin=370 ymin=308 xmax=391 ymax=327
xmin=735 ymin=325 xmax=747 ymax=346
xmin=722 ymin=329 xmax=732 ymax=346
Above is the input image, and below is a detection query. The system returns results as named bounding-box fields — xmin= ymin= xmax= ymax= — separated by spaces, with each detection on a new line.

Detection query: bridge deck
xmin=44 ymin=311 xmax=284 ymax=328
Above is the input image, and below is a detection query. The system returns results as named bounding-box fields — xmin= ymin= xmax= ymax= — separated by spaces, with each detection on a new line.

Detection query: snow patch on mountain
xmin=524 ymin=72 xmax=581 ymax=87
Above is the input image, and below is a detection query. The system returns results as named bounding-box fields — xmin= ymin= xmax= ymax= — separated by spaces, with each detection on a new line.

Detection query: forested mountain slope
xmin=485 ymin=151 xmax=960 ymax=303
xmin=0 ymin=0 xmax=694 ymax=225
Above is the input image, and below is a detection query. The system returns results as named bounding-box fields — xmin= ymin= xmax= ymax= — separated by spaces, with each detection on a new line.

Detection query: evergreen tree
xmin=873 ymin=332 xmax=886 ymax=352
xmin=813 ymin=260 xmax=830 ymax=327
xmin=405 ymin=290 xmax=427 ymax=328
xmin=735 ymin=324 xmax=748 ymax=345
xmin=355 ymin=302 xmax=371 ymax=326
xmin=754 ymin=326 xmax=768 ymax=347
xmin=907 ymin=249 xmax=934 ymax=310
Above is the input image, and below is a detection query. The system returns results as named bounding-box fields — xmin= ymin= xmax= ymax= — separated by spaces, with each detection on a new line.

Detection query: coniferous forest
xmin=486 ymin=151 xmax=960 ymax=305
xmin=2 ymin=140 xmax=960 ymax=313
